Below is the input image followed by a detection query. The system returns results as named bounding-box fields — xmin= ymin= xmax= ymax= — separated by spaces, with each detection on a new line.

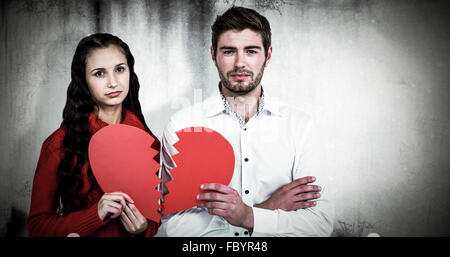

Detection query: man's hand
xmin=197 ymin=183 xmax=254 ymax=230
xmin=254 ymin=176 xmax=322 ymax=211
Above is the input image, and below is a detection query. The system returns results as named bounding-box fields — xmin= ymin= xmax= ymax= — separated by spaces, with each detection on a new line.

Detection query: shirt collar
xmin=201 ymin=82 xmax=283 ymax=118
xmin=201 ymin=84 xmax=228 ymax=118
xmin=262 ymin=95 xmax=283 ymax=116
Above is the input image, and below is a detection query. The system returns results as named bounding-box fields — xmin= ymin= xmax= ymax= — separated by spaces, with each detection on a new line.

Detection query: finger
xmin=120 ymin=212 xmax=135 ymax=231
xmin=204 ymin=201 xmax=228 ymax=210
xmin=293 ymin=192 xmax=321 ymax=202
xmin=291 ymin=185 xmax=322 ymax=195
xmin=123 ymin=204 xmax=138 ymax=224
xmin=208 ymin=207 xmax=227 ymax=218
xmin=200 ymin=183 xmax=235 ymax=194
xmin=128 ymin=203 xmax=146 ymax=223
xmin=283 ymin=176 xmax=316 ymax=191
xmin=197 ymin=192 xmax=232 ymax=202
xmin=103 ymin=199 xmax=124 ymax=211
xmin=108 ymin=192 xmax=134 ymax=204
xmin=104 ymin=205 xmax=122 ymax=219
xmin=99 ymin=200 xmax=122 ymax=221
xmin=103 ymin=194 xmax=128 ymax=208
xmin=105 ymin=192 xmax=133 ymax=205
xmin=115 ymin=192 xmax=134 ymax=204
xmin=293 ymin=201 xmax=317 ymax=210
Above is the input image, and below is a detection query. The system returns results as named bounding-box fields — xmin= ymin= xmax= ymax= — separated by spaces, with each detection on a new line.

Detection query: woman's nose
xmin=107 ymin=74 xmax=118 ymax=88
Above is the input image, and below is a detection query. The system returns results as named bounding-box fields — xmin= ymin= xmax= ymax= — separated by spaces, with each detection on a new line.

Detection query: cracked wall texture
xmin=0 ymin=0 xmax=449 ymax=236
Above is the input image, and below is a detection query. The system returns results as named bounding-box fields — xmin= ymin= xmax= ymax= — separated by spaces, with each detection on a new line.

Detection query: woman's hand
xmin=97 ymin=192 xmax=133 ymax=221
xmin=120 ymin=203 xmax=148 ymax=235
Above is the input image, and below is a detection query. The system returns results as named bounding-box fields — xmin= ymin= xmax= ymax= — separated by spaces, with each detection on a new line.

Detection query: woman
xmin=27 ymin=33 xmax=160 ymax=237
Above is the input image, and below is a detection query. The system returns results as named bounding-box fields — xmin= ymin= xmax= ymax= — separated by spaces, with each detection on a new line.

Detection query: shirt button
xmin=245 ymin=190 xmax=249 ymax=194
xmin=235 ymin=232 xmax=239 ymax=236
xmin=244 ymin=158 xmax=249 ymax=162
xmin=244 ymin=231 xmax=249 ymax=235
xmin=243 ymin=128 xmax=247 ymax=131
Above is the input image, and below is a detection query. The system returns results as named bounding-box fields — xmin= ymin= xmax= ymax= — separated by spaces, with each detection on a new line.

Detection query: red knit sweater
xmin=27 ymin=109 xmax=160 ymax=237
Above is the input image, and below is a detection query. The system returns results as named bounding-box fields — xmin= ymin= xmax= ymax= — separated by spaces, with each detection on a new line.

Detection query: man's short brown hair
xmin=211 ymin=6 xmax=272 ymax=57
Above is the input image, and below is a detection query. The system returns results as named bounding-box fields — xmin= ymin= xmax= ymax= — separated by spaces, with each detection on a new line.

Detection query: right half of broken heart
xmin=162 ymin=127 xmax=235 ymax=214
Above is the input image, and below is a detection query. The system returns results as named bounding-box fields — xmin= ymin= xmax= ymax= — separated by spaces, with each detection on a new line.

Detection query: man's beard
xmin=218 ymin=63 xmax=265 ymax=95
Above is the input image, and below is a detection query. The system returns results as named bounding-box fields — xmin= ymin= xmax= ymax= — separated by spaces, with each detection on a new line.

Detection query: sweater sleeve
xmin=27 ymin=138 xmax=107 ymax=237
xmin=131 ymin=220 xmax=159 ymax=237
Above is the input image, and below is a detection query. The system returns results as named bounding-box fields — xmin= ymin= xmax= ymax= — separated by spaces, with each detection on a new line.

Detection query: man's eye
xmin=247 ymin=50 xmax=257 ymax=54
xmin=223 ymin=50 xmax=234 ymax=55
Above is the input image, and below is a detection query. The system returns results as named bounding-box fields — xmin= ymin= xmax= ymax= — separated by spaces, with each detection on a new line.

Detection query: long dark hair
xmin=55 ymin=33 xmax=150 ymax=214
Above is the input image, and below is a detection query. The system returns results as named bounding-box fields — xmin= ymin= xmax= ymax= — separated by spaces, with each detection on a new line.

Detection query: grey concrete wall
xmin=0 ymin=0 xmax=449 ymax=236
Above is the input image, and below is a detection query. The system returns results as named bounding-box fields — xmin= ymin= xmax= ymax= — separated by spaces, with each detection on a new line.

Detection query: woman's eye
xmin=116 ymin=66 xmax=125 ymax=72
xmin=94 ymin=71 xmax=104 ymax=77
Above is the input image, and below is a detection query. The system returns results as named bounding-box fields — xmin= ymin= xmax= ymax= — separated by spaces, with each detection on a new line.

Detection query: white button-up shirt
xmin=156 ymin=88 xmax=334 ymax=237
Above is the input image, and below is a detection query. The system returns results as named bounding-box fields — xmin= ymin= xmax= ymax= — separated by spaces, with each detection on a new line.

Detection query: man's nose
xmin=234 ymin=51 xmax=246 ymax=70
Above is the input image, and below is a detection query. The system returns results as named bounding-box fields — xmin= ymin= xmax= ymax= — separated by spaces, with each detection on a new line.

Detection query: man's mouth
xmin=230 ymin=73 xmax=251 ymax=80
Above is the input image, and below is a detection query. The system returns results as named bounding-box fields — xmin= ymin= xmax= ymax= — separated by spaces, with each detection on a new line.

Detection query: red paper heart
xmin=88 ymin=124 xmax=161 ymax=223
xmin=162 ymin=127 xmax=235 ymax=214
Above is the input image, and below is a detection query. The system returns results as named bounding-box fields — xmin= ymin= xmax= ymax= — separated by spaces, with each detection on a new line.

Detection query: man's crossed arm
xmin=197 ymin=176 xmax=322 ymax=231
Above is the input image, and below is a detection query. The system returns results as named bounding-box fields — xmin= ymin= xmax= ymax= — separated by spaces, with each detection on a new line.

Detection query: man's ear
xmin=211 ymin=46 xmax=217 ymax=66
xmin=264 ymin=46 xmax=272 ymax=68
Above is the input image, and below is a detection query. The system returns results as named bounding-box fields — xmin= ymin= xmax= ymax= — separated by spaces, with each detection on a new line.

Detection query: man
xmin=156 ymin=6 xmax=334 ymax=237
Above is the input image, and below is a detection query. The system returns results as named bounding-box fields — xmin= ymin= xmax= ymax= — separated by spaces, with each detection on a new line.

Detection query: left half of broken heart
xmin=88 ymin=124 xmax=161 ymax=223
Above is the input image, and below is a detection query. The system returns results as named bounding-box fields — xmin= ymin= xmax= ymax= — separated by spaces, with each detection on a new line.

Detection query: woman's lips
xmin=106 ymin=91 xmax=122 ymax=97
